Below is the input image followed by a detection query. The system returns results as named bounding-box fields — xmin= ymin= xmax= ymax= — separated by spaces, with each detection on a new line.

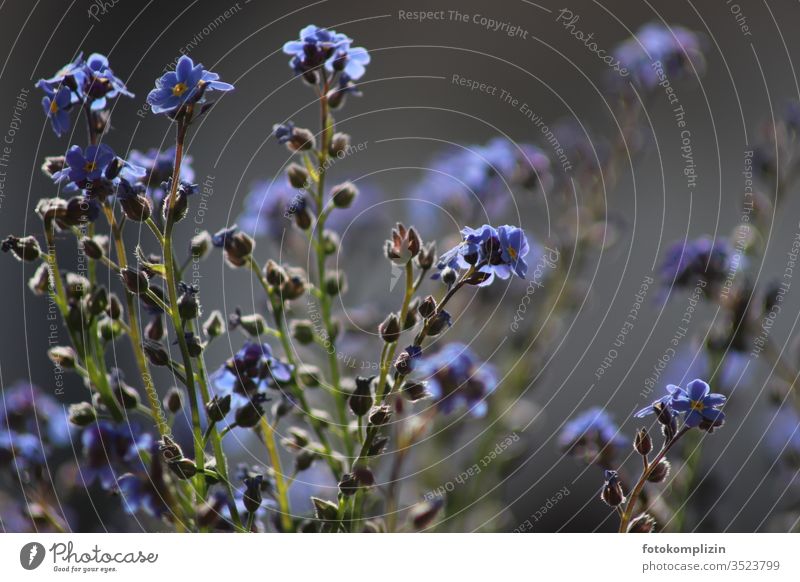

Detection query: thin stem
xmin=618 ymin=427 xmax=689 ymax=533
xmin=259 ymin=416 xmax=293 ymax=532
xmin=162 ymin=120 xmax=206 ymax=502
xmin=247 ymin=257 xmax=340 ymax=480
xmin=193 ymin=321 xmax=243 ymax=531
xmin=101 ymin=204 xmax=162 ymax=432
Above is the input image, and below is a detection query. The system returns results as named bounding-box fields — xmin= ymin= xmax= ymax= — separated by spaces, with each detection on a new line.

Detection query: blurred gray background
xmin=2 ymin=0 xmax=800 ymax=532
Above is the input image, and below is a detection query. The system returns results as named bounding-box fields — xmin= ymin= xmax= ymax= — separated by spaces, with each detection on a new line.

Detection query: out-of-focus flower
xmin=0 ymin=382 xmax=69 ymax=447
xmin=125 ymin=147 xmax=194 ymax=204
xmin=212 ymin=341 xmax=293 ymax=415
xmin=413 ymin=343 xmax=498 ymax=417
xmin=80 ymin=421 xmax=152 ymax=490
xmin=559 ymin=407 xmax=626 ymax=466
xmin=613 ymin=23 xmax=706 ymax=90
xmin=660 ymin=236 xmax=733 ymax=292
xmin=283 ymin=25 xmax=370 ymax=80
xmin=409 ymin=138 xmax=552 ymax=224
xmin=239 ymin=179 xmax=299 ymax=240
xmin=147 ymin=55 xmax=233 ymax=115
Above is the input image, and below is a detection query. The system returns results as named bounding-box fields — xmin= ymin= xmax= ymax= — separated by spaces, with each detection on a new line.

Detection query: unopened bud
xmin=68 ymin=402 xmax=97 ymax=426
xmin=203 ymin=310 xmax=225 ymax=338
xmin=164 ymin=387 xmax=183 ymax=414
xmin=379 ymin=313 xmax=401 ymax=343
xmin=286 ymin=163 xmax=309 ymax=189
xmin=634 ymin=428 xmax=652 ymax=456
xmin=331 ymin=181 xmax=358 ymax=209
xmin=48 ymin=346 xmax=77 ymax=369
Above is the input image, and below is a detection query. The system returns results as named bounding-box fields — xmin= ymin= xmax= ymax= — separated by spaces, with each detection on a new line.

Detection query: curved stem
xmin=618 ymin=427 xmax=689 ymax=533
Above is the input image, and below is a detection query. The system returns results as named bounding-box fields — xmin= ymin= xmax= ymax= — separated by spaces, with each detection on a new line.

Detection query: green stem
xmin=259 ymin=416 xmax=293 ymax=532
xmin=193 ymin=321 xmax=243 ymax=531
xmin=248 ymin=257 xmax=340 ymax=481
xmin=618 ymin=427 xmax=689 ymax=533
xmin=163 ymin=120 xmax=206 ymax=503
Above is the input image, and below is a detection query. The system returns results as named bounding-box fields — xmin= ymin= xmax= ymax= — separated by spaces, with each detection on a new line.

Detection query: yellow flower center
xmin=49 ymin=100 xmax=59 ymax=114
xmin=172 ymin=82 xmax=188 ymax=97
xmin=690 ymin=400 xmax=704 ymax=412
xmin=84 ymin=162 xmax=97 ymax=173
xmin=507 ymin=246 xmax=518 ymax=261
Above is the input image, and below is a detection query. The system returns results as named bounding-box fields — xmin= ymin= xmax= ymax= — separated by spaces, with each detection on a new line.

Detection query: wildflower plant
xmin=9 ymin=16 xmax=800 ymax=537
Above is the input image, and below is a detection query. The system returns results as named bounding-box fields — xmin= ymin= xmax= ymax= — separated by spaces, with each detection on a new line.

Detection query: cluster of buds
xmin=264 ymin=260 xmax=307 ymax=301
xmin=212 ymin=225 xmax=255 ymax=268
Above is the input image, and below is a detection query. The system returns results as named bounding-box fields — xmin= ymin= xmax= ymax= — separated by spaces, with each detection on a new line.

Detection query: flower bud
xmin=68 ymin=402 xmax=97 ymax=426
xmin=418 ymin=295 xmax=437 ymax=319
xmin=338 ymin=472 xmax=359 ymax=497
xmin=80 ymin=236 xmax=104 ymax=260
xmin=107 ymin=293 xmax=123 ymax=320
xmin=87 ymin=286 xmax=109 ymax=317
xmin=634 ymin=428 xmax=652 ymax=456
xmin=164 ymin=387 xmax=183 ymax=414
xmin=114 ymin=380 xmax=140 ymax=410
xmin=2 ymin=235 xmax=41 ymax=262
xmin=331 ymin=181 xmax=358 ymax=209
xmin=280 ymin=268 xmax=307 ymax=300
xmin=329 ymin=132 xmax=350 ymax=157
xmin=385 ymin=223 xmax=422 ymax=264
xmin=367 ymin=436 xmax=389 ymax=457
xmin=145 ymin=314 xmax=164 ymax=341
xmin=415 ymin=242 xmax=436 ymax=270
xmin=243 ymin=475 xmax=264 ymax=514
xmin=294 ymin=449 xmax=316 ymax=472
xmin=601 ymin=470 xmax=625 ymax=507
xmin=324 ymin=270 xmax=347 ymax=296
xmin=403 ymin=299 xmax=419 ymax=330
xmin=426 ymin=310 xmax=452 ymax=336
xmin=178 ymin=288 xmax=200 ymax=320
xmin=120 ymin=194 xmax=152 ymax=222
xmin=206 ymin=394 xmax=232 ymax=423
xmin=321 ymin=230 xmax=339 ymax=255
xmin=48 ymin=346 xmax=77 ymax=369
xmin=403 ymin=381 xmax=429 ymax=402
xmin=627 ymin=513 xmax=656 ymax=533
xmin=234 ymin=394 xmax=269 ymax=428
xmin=379 ymin=313 xmax=401 ymax=343
xmin=28 ymin=262 xmax=51 ymax=296
xmin=298 ymin=364 xmax=321 ymax=387
xmin=184 ymin=332 xmax=204 ymax=357
xmin=119 ymin=267 xmax=149 ymax=295
xmin=290 ymin=319 xmax=315 ymax=345
xmin=229 ymin=308 xmax=266 ymax=337
xmin=286 ymin=163 xmax=309 ymax=189
xmin=442 ymin=267 xmax=457 ymax=286
xmin=190 ymin=231 xmax=212 ymax=260
xmin=349 ymin=376 xmax=374 ymax=417
xmin=143 ymin=339 xmax=170 ymax=367
xmin=368 ymin=405 xmax=392 ymax=426
xmin=288 ymin=126 xmax=316 ymax=151
xmin=410 ymin=498 xmax=444 ymax=530
xmin=168 ymin=457 xmax=198 ymax=480
xmin=198 ymin=311 xmax=223 ymax=340
xmin=647 ymin=459 xmax=670 ymax=483
xmin=264 ymin=260 xmax=287 ymax=287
